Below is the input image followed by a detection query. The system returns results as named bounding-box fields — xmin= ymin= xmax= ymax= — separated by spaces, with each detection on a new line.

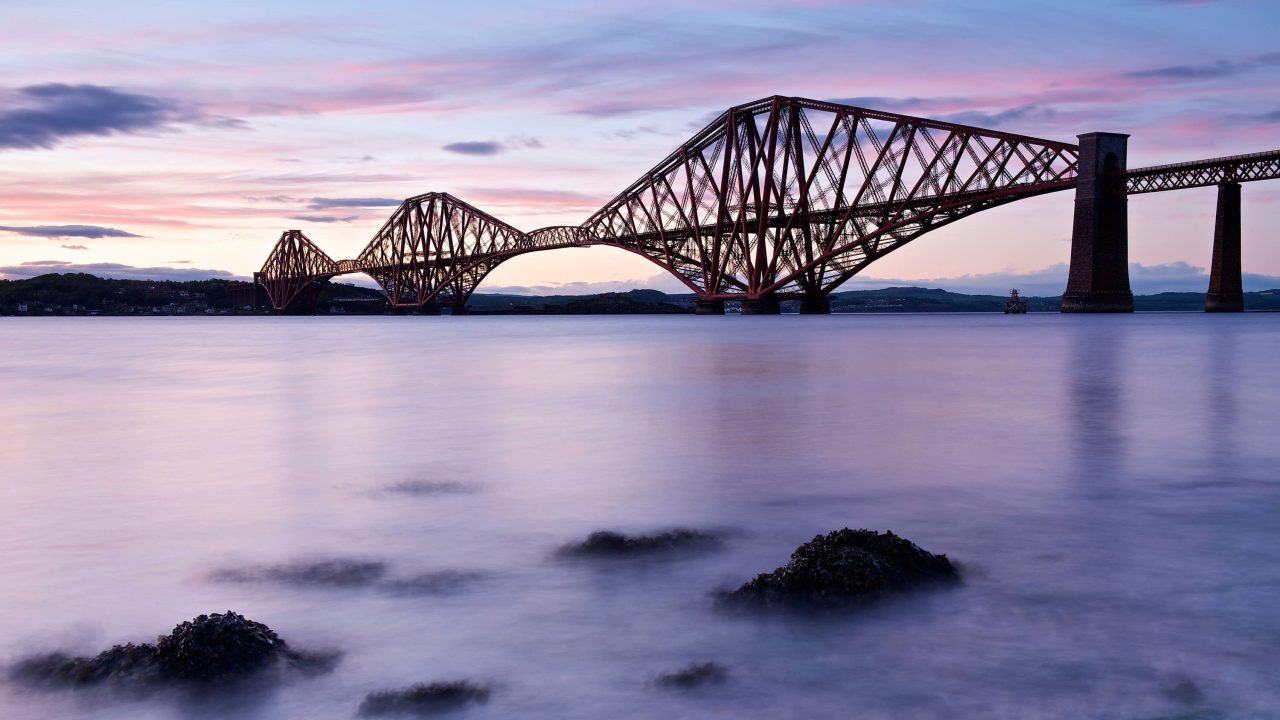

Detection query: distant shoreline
xmin=4 ymin=272 xmax=1279 ymax=315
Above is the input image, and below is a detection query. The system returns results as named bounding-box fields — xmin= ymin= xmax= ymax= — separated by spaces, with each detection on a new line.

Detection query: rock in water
xmin=358 ymin=681 xmax=491 ymax=716
xmin=212 ymin=559 xmax=388 ymax=588
xmin=154 ymin=612 xmax=288 ymax=681
xmin=559 ymin=529 xmax=722 ymax=557
xmin=721 ymin=529 xmax=959 ymax=609
xmin=654 ymin=661 xmax=728 ymax=688
xmin=10 ymin=643 xmax=158 ymax=686
xmin=8 ymin=611 xmax=326 ymax=687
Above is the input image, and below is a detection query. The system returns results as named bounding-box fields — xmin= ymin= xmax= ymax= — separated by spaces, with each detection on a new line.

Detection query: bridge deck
xmin=1119 ymin=149 xmax=1280 ymax=194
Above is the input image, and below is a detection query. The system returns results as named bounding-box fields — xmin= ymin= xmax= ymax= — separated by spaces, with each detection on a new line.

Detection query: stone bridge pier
xmin=1206 ymin=181 xmax=1243 ymax=312
xmin=1062 ymin=132 xmax=1133 ymax=313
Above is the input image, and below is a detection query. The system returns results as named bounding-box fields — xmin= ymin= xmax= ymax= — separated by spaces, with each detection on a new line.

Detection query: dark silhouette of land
xmin=3 ymin=272 xmax=1279 ymax=316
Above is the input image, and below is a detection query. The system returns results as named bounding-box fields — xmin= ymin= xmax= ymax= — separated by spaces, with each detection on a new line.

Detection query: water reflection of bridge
xmin=256 ymin=96 xmax=1279 ymax=314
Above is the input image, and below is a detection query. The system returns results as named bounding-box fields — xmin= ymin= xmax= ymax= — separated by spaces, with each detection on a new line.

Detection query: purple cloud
xmin=287 ymin=214 xmax=357 ymax=223
xmin=828 ymin=96 xmax=940 ymax=112
xmin=306 ymin=197 xmax=402 ymax=210
xmin=460 ymin=187 xmax=603 ymax=210
xmin=442 ymin=141 xmax=504 ymax=156
xmin=0 ymin=260 xmax=243 ymax=281
xmin=943 ymin=104 xmax=1058 ymax=128
xmin=1124 ymin=52 xmax=1280 ymax=81
xmin=60 ymin=244 xmax=90 ymax=251
xmin=0 ymin=224 xmax=141 ymax=238
xmin=570 ymin=101 xmax=655 ymax=118
xmin=0 ymin=83 xmax=243 ymax=150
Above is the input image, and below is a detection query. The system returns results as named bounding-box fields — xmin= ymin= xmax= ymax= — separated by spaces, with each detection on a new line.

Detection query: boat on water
xmin=1004 ymin=289 xmax=1028 ymax=314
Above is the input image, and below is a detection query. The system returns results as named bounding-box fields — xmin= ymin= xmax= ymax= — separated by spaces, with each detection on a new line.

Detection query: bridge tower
xmin=1206 ymin=181 xmax=1243 ymax=312
xmin=1062 ymin=132 xmax=1133 ymax=313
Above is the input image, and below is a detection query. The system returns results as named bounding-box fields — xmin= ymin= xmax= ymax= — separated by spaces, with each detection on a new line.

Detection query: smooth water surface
xmin=1 ymin=314 xmax=1278 ymax=719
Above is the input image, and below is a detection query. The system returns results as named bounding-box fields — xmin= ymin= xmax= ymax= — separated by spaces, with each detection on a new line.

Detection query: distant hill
xmin=3 ymin=272 xmax=1280 ymax=315
xmin=465 ymin=289 xmax=689 ymax=314
xmin=0 ymin=273 xmax=385 ymax=316
xmin=824 ymin=286 xmax=1056 ymax=313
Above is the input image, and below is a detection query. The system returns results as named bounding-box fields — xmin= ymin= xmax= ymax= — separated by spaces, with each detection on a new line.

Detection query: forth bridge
xmin=256 ymin=95 xmax=1280 ymax=314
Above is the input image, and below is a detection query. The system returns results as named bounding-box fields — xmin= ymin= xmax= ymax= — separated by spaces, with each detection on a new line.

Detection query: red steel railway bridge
xmin=256 ymin=96 xmax=1280 ymax=314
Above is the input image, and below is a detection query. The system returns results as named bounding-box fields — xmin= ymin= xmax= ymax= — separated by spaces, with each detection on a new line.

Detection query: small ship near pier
xmin=1005 ymin=289 xmax=1028 ymax=314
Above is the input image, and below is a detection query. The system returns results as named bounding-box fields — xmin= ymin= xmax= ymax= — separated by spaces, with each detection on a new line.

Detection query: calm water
xmin=2 ymin=314 xmax=1279 ymax=719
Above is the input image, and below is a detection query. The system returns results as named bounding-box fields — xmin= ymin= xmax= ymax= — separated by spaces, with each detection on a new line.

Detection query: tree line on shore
xmin=3 ymin=272 xmax=1278 ymax=315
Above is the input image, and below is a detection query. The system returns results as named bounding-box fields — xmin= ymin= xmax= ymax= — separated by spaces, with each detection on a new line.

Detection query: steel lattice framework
xmin=255 ymin=95 xmax=1277 ymax=311
xmin=359 ymin=193 xmax=527 ymax=307
xmin=582 ymin=96 xmax=1079 ymax=299
xmin=256 ymin=230 xmax=340 ymax=310
xmin=1117 ymin=149 xmax=1280 ymax=195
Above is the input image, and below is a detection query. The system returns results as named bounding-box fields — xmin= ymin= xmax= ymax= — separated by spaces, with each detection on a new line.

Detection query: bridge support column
xmin=741 ymin=297 xmax=781 ymax=315
xmin=450 ymin=304 xmax=470 ymax=316
xmin=694 ymin=299 xmax=725 ymax=315
xmin=1206 ymin=181 xmax=1244 ymax=313
xmin=1062 ymin=132 xmax=1133 ymax=313
xmin=418 ymin=302 xmax=441 ymax=316
xmin=798 ymin=295 xmax=831 ymax=314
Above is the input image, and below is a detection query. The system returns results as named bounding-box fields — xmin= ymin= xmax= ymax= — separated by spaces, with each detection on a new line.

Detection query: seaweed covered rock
xmin=10 ymin=643 xmax=158 ymax=686
xmin=721 ymin=529 xmax=959 ymax=609
xmin=153 ymin=612 xmax=289 ymax=681
xmin=358 ymin=681 xmax=491 ymax=716
xmin=654 ymin=661 xmax=728 ymax=689
xmin=8 ymin=611 xmax=329 ymax=688
xmin=559 ymin=529 xmax=722 ymax=557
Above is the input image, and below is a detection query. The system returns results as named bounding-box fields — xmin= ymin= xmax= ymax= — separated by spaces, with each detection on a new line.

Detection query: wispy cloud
xmin=570 ymin=101 xmax=656 ymax=118
xmin=459 ymin=187 xmax=604 ymax=210
xmin=60 ymin=243 xmax=90 ymax=250
xmin=828 ymin=96 xmax=945 ymax=112
xmin=286 ymin=214 xmax=357 ymax=223
xmin=440 ymin=136 xmax=547 ymax=156
xmin=943 ymin=104 xmax=1058 ymax=128
xmin=306 ymin=197 xmax=401 ymax=209
xmin=0 ymin=224 xmax=141 ymax=238
xmin=509 ymin=135 xmax=543 ymax=149
xmin=0 ymin=83 xmax=243 ymax=151
xmin=0 ymin=260 xmax=242 ymax=281
xmin=1123 ymin=52 xmax=1280 ymax=81
xmin=443 ymin=140 xmax=504 ymax=156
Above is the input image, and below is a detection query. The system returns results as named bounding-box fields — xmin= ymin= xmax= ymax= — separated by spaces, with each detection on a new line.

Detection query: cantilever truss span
xmin=255 ymin=95 xmax=1276 ymax=311
xmin=580 ymin=96 xmax=1079 ymax=299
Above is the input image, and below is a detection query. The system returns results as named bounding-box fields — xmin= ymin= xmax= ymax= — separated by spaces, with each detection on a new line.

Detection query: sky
xmin=1 ymin=0 xmax=1278 ymax=294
